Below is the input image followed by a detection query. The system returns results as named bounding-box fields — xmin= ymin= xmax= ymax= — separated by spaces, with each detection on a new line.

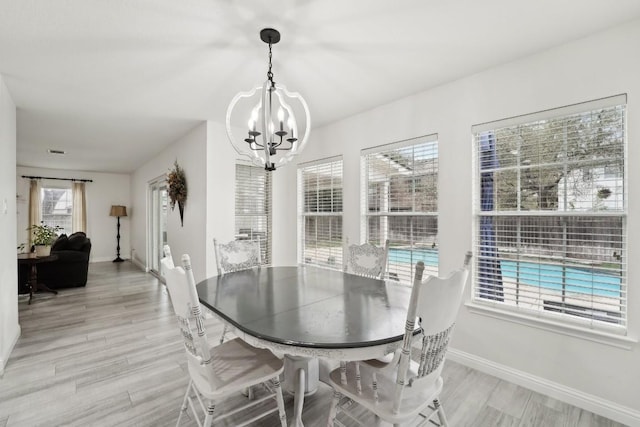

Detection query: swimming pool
xmin=388 ymin=248 xmax=621 ymax=298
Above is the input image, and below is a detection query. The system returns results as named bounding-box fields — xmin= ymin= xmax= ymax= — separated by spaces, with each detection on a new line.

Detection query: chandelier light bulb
xmin=287 ymin=116 xmax=294 ymax=130
xmin=277 ymin=107 xmax=285 ymax=130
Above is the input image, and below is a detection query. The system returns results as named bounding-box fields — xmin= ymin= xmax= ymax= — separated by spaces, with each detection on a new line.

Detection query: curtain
xmin=28 ymin=179 xmax=41 ymax=246
xmin=72 ymin=182 xmax=87 ymax=232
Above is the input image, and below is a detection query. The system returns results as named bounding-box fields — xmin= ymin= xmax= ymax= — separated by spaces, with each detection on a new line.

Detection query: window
xmin=362 ymin=135 xmax=439 ymax=282
xmin=473 ymin=95 xmax=627 ymax=332
xmin=299 ymin=157 xmax=343 ymax=267
xmin=235 ymin=164 xmax=272 ymax=264
xmin=41 ymin=186 xmax=73 ymax=235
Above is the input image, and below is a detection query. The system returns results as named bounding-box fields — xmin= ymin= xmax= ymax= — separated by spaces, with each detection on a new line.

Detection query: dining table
xmin=196 ymin=265 xmax=413 ymax=427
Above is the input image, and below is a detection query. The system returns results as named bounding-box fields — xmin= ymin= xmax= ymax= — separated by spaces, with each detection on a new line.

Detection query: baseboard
xmin=0 ymin=324 xmax=21 ymax=377
xmin=130 ymin=256 xmax=147 ymax=272
xmin=90 ymin=256 xmax=124 ymax=263
xmin=447 ymin=348 xmax=640 ymax=426
xmin=89 ymin=256 xmax=147 ymax=271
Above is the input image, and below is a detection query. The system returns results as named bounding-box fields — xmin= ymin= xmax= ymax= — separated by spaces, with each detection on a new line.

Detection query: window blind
xmin=299 ymin=158 xmax=343 ymax=267
xmin=362 ymin=135 xmax=439 ymax=283
xmin=473 ymin=95 xmax=627 ymax=331
xmin=235 ymin=164 xmax=272 ymax=264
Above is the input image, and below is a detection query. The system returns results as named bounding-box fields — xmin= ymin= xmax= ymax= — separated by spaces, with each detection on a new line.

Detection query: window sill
xmin=464 ymin=302 xmax=637 ymax=350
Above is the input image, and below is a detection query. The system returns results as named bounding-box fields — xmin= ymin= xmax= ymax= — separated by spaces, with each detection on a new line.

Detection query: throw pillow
xmin=51 ymin=234 xmax=69 ymax=251
xmin=67 ymin=232 xmax=87 ymax=251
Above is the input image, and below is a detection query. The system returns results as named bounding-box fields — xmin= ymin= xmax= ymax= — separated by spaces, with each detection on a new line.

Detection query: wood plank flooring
xmin=0 ymin=262 xmax=628 ymax=426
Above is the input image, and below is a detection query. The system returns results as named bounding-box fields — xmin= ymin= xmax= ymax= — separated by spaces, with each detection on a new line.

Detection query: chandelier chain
xmin=267 ymin=42 xmax=274 ymax=83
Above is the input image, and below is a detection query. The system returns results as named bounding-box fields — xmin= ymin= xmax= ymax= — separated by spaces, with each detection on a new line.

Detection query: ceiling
xmin=2 ymin=1 xmax=640 ymax=174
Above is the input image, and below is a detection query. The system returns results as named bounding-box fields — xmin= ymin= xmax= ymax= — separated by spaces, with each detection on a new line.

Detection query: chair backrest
xmin=393 ymin=251 xmax=472 ymax=414
xmin=162 ymin=247 xmax=222 ymax=392
xmin=343 ymin=238 xmax=389 ymax=279
xmin=213 ymin=238 xmax=262 ymax=275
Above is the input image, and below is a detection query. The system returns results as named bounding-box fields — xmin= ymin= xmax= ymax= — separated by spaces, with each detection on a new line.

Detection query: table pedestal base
xmin=28 ymin=264 xmax=58 ymax=304
xmin=283 ymin=355 xmax=319 ymax=427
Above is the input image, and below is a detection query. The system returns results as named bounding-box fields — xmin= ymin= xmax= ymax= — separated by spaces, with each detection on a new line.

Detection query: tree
xmin=493 ymin=107 xmax=623 ymax=211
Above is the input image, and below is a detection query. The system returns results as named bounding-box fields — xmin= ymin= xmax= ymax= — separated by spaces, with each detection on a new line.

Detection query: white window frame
xmin=235 ymin=163 xmax=272 ymax=265
xmin=470 ymin=94 xmax=630 ymax=344
xmin=298 ymin=156 xmax=343 ymax=268
xmin=361 ymin=134 xmax=439 ymax=283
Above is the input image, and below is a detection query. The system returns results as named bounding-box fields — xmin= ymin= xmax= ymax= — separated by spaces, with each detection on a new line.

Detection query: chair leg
xmin=372 ymin=372 xmax=379 ymax=404
xmin=203 ymin=401 xmax=215 ymax=427
xmin=176 ymin=380 xmax=191 ymax=426
xmin=220 ymin=324 xmax=228 ymax=345
xmin=272 ymin=376 xmax=287 ymax=427
xmin=433 ymin=398 xmax=448 ymax=426
xmin=327 ymin=389 xmax=341 ymax=427
xmin=339 ymin=361 xmax=347 ymax=385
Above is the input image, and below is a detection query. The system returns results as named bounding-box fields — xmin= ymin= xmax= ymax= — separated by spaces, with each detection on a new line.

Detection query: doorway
xmin=148 ymin=177 xmax=168 ymax=277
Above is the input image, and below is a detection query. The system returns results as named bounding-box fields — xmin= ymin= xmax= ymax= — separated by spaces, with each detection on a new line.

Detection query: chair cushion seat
xmin=329 ymin=360 xmax=443 ymax=424
xmin=191 ymin=338 xmax=284 ymax=399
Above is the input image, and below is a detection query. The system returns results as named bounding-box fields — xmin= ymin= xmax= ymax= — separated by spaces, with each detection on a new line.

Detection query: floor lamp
xmin=110 ymin=205 xmax=127 ymax=263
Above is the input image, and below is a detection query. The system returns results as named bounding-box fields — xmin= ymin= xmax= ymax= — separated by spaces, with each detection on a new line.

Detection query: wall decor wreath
xmin=167 ymin=160 xmax=187 ymax=226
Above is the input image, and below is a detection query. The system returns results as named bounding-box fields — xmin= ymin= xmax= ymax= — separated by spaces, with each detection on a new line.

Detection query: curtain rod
xmin=21 ymin=175 xmax=93 ymax=183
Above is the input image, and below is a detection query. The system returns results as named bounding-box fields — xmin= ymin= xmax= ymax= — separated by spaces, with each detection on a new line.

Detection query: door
xmin=149 ymin=177 xmax=168 ymax=277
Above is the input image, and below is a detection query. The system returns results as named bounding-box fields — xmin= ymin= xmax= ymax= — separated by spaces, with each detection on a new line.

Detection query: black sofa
xmin=19 ymin=232 xmax=92 ymax=291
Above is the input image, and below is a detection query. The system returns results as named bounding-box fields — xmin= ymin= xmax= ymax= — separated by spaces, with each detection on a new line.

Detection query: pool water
xmin=388 ymin=248 xmax=621 ymax=298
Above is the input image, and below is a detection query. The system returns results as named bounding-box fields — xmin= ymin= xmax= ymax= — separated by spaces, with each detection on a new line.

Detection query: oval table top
xmin=196 ymin=265 xmax=413 ymax=351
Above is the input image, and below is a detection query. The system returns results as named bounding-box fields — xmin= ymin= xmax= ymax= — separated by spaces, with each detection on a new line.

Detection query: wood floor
xmin=0 ymin=262 xmax=627 ymax=427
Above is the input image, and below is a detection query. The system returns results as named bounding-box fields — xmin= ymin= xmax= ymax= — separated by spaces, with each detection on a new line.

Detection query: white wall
xmin=204 ymin=121 xmax=237 ymax=278
xmin=131 ymin=122 xmax=209 ymax=282
xmin=273 ymin=19 xmax=640 ymax=422
xmin=130 ymin=120 xmax=238 ymax=282
xmin=0 ymin=75 xmax=18 ymax=374
xmin=15 ymin=167 xmax=131 ymax=262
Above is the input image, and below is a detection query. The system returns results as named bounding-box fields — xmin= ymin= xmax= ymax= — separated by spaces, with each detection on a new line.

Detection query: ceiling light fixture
xmin=226 ymin=28 xmax=310 ymax=171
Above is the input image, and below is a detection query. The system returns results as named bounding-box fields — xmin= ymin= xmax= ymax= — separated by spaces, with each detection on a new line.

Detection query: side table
xmin=17 ymin=253 xmax=59 ymax=304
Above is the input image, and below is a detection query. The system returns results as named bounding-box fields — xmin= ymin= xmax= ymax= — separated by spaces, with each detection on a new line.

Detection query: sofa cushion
xmin=50 ymin=250 xmax=90 ymax=263
xmin=51 ymin=234 xmax=69 ymax=251
xmin=67 ymin=232 xmax=88 ymax=251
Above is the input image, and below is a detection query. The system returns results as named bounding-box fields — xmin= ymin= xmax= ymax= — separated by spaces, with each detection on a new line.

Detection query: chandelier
xmin=226 ymin=28 xmax=311 ymax=171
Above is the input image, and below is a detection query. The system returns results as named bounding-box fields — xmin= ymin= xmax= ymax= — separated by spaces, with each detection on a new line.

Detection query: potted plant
xmin=28 ymin=223 xmax=61 ymax=257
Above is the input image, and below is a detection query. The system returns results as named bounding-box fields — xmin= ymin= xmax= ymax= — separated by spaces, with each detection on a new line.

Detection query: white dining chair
xmin=343 ymin=238 xmax=389 ymax=279
xmin=213 ymin=238 xmax=262 ymax=275
xmin=213 ymin=238 xmax=262 ymax=345
xmin=327 ymin=252 xmax=472 ymax=427
xmin=161 ymin=248 xmax=286 ymax=427
xmin=340 ymin=238 xmax=390 ymax=384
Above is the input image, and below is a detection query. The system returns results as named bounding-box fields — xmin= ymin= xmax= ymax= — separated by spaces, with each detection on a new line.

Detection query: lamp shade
xmin=110 ymin=205 xmax=127 ymax=217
